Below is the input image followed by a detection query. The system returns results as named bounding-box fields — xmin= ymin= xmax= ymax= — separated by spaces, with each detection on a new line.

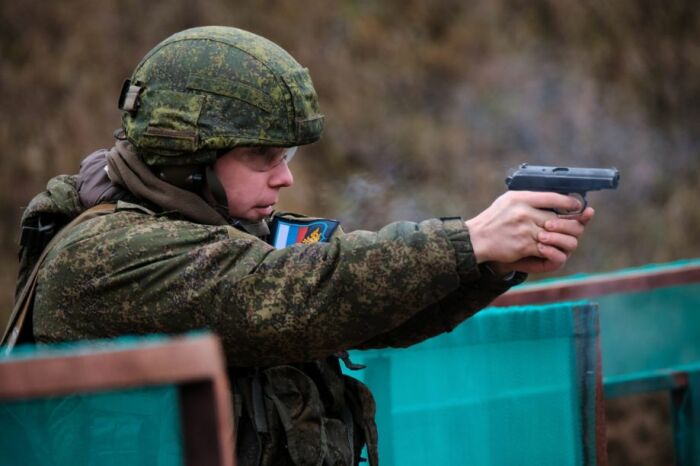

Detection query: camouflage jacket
xmin=17 ymin=171 xmax=523 ymax=465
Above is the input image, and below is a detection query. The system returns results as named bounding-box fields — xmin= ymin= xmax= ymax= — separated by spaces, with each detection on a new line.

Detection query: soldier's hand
xmin=465 ymin=191 xmax=595 ymax=275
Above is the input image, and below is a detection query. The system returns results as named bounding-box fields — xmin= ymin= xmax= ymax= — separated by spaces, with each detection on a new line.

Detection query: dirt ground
xmin=606 ymin=392 xmax=675 ymax=466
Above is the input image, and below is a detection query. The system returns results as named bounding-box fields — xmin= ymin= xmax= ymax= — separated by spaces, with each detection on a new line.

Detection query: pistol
xmin=505 ymin=163 xmax=620 ymax=214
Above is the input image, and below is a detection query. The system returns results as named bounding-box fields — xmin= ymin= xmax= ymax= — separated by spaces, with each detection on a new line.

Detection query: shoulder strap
xmin=1 ymin=203 xmax=117 ymax=353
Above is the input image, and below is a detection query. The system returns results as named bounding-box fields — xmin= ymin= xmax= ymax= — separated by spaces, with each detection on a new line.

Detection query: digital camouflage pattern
xmin=33 ymin=201 xmax=508 ymax=365
xmin=17 ymin=26 xmax=520 ymax=465
xmin=21 ymin=173 xmax=520 ymax=465
xmin=15 ymin=175 xmax=84 ymax=302
xmin=121 ymin=27 xmax=324 ymax=167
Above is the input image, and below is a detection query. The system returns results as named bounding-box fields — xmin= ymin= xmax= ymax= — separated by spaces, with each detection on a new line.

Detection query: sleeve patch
xmin=269 ymin=217 xmax=340 ymax=249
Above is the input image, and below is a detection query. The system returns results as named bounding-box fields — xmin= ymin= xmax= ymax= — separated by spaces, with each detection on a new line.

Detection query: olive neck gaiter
xmin=106 ymin=139 xmax=228 ymax=226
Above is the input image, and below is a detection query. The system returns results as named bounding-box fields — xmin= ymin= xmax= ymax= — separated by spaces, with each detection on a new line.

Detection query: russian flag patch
xmin=270 ymin=217 xmax=340 ymax=249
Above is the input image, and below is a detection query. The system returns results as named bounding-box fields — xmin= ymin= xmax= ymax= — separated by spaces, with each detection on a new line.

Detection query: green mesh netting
xmin=0 ymin=386 xmax=183 ymax=466
xmin=507 ymin=259 xmax=700 ymax=380
xmin=597 ymin=282 xmax=700 ymax=379
xmin=347 ymin=301 xmax=599 ymax=466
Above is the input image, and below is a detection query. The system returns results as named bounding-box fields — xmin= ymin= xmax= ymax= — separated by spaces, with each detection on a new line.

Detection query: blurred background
xmin=1 ymin=1 xmax=698 ymax=463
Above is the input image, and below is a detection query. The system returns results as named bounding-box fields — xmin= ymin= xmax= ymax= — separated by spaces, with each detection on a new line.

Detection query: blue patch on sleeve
xmin=269 ymin=217 xmax=340 ymax=249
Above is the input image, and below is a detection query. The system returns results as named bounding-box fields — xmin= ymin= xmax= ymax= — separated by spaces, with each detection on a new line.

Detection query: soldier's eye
xmin=237 ymin=147 xmax=298 ymax=172
xmin=259 ymin=147 xmax=297 ymax=170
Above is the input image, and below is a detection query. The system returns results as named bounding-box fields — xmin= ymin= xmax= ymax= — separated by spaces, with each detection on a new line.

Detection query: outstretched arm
xmin=356 ymin=191 xmax=594 ymax=349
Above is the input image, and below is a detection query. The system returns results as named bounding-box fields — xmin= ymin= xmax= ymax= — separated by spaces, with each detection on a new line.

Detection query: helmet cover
xmin=120 ymin=26 xmax=324 ymax=167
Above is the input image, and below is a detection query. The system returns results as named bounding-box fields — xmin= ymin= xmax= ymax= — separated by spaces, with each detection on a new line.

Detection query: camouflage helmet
xmin=118 ymin=26 xmax=324 ymax=167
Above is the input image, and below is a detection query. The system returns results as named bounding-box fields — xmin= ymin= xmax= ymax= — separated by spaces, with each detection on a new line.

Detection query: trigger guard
xmin=554 ymin=193 xmax=587 ymax=217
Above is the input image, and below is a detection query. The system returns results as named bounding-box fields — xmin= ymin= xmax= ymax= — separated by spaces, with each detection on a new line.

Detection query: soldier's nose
xmin=269 ymin=162 xmax=294 ymax=188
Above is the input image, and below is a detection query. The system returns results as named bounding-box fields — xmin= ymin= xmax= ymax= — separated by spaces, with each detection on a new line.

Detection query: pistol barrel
xmin=505 ymin=164 xmax=620 ymax=193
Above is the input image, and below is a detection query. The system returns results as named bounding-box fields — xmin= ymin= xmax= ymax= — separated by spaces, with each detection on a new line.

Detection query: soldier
xmin=6 ymin=27 xmax=593 ymax=465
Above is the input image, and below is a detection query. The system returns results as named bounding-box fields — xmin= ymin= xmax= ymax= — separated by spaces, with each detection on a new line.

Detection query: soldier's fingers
xmin=510 ymin=191 xmax=583 ymax=212
xmin=544 ymin=218 xmax=584 ymax=237
xmin=519 ymin=208 xmax=557 ymax=232
xmin=508 ymin=251 xmax=565 ymax=274
xmin=545 ymin=206 xmax=595 ymax=235
xmin=577 ymin=207 xmax=595 ymax=226
xmin=537 ymin=243 xmax=568 ymax=271
xmin=538 ymin=231 xmax=578 ymax=255
xmin=507 ymin=257 xmax=543 ymax=274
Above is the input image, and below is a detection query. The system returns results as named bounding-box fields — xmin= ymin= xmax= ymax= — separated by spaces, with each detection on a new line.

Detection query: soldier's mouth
xmin=255 ymin=204 xmax=275 ymax=215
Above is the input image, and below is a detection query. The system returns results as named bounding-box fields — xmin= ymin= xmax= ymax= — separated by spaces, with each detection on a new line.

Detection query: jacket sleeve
xmin=347 ymin=217 xmax=525 ymax=349
xmin=34 ymin=209 xmax=506 ymax=366
xmin=354 ymin=264 xmax=525 ymax=349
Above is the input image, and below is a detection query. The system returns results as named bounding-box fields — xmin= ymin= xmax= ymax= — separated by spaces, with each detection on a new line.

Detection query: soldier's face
xmin=214 ymin=147 xmax=295 ymax=220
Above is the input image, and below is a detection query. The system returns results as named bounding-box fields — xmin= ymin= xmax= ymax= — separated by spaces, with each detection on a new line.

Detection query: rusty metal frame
xmin=671 ymin=372 xmax=700 ymax=465
xmin=0 ymin=334 xmax=235 ymax=466
xmin=572 ymin=303 xmax=608 ymax=466
xmin=492 ymin=262 xmax=700 ymax=307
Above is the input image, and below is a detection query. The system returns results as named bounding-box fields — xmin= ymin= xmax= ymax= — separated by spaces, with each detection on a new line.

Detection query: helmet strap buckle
xmin=118 ymin=79 xmax=143 ymax=113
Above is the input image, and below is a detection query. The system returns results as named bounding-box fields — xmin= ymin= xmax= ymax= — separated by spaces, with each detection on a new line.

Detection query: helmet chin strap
xmin=156 ymin=165 xmax=205 ymax=191
xmin=204 ymin=165 xmax=270 ymax=237
xmin=204 ymin=165 xmax=228 ymax=208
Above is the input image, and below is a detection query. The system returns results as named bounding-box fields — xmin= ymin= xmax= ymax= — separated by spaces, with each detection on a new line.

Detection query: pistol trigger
xmin=555 ymin=193 xmax=586 ymax=218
